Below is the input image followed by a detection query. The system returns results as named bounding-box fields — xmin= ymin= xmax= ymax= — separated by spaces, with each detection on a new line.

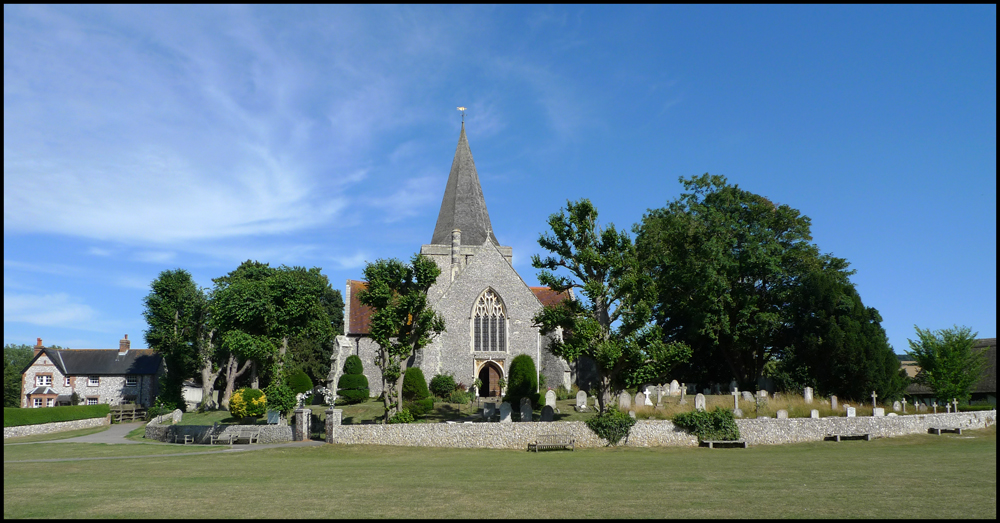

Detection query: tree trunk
xmin=220 ymin=353 xmax=252 ymax=409
xmin=250 ymin=361 xmax=259 ymax=389
xmin=198 ymin=329 xmax=219 ymax=409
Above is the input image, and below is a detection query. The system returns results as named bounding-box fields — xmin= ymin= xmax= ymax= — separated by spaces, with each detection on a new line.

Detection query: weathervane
xmin=457 ymin=106 xmax=466 ymax=123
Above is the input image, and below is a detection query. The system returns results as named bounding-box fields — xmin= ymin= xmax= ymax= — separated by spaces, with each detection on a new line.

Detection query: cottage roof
xmin=33 ymin=347 xmax=162 ymax=376
xmin=430 ymin=123 xmax=499 ymax=247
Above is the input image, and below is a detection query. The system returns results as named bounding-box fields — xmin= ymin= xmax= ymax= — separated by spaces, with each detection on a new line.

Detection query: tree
xmin=143 ymin=269 xmax=217 ymax=411
xmin=772 ymin=258 xmax=908 ymax=401
xmin=4 ymin=344 xmax=37 ymax=408
xmin=356 ymin=254 xmax=445 ymax=423
xmin=635 ymin=174 xmax=820 ymax=389
xmin=906 ymin=325 xmax=986 ymax=404
xmin=532 ymin=199 xmax=691 ymax=414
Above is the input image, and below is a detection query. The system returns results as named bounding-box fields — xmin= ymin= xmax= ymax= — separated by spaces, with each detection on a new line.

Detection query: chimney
xmin=119 ymin=334 xmax=130 ymax=355
xmin=451 ymin=228 xmax=462 ymax=281
xmin=34 ymin=337 xmax=44 ymax=357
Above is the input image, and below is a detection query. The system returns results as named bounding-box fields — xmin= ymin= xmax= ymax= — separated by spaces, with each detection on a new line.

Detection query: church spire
xmin=431 ymin=123 xmax=499 ymax=246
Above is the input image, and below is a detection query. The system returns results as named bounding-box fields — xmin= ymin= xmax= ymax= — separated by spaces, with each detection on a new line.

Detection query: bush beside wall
xmin=3 ymin=404 xmax=111 ymax=427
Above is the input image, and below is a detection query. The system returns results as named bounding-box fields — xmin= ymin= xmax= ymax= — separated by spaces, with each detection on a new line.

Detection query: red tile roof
xmin=530 ymin=286 xmax=572 ymax=308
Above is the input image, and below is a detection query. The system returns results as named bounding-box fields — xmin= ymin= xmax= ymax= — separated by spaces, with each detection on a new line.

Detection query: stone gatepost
xmin=294 ymin=408 xmax=312 ymax=441
xmin=325 ymin=408 xmax=342 ymax=443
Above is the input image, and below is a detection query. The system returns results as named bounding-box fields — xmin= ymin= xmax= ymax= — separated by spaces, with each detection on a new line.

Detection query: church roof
xmin=430 ymin=123 xmax=499 ymax=247
xmin=529 ymin=286 xmax=573 ymax=308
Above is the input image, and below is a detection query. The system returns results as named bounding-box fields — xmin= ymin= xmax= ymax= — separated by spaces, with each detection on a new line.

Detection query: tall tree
xmin=4 ymin=344 xmax=39 ymax=408
xmin=532 ymin=199 xmax=690 ymax=413
xmin=356 ymin=254 xmax=445 ymax=423
xmin=906 ymin=325 xmax=986 ymax=404
xmin=143 ymin=269 xmax=216 ymax=410
xmin=635 ymin=174 xmax=819 ymax=389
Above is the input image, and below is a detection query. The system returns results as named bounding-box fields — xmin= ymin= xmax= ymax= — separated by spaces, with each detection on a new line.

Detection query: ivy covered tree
xmin=532 ymin=199 xmax=690 ymax=414
xmin=356 ymin=254 xmax=445 ymax=424
xmin=906 ymin=325 xmax=986 ymax=404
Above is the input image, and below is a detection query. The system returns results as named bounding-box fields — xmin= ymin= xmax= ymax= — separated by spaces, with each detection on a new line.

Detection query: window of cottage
xmin=36 ymin=375 xmax=52 ymax=386
xmin=46 ymin=398 xmax=54 ymax=407
xmin=65 ymin=376 xmax=71 ymax=386
xmin=33 ymin=398 xmax=43 ymax=408
xmin=125 ymin=375 xmax=138 ymax=387
xmin=86 ymin=397 xmax=98 ymax=405
xmin=88 ymin=376 xmax=100 ymax=386
xmin=473 ymin=289 xmax=506 ymax=352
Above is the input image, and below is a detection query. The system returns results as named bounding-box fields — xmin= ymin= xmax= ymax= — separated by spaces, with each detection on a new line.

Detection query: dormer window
xmin=473 ymin=289 xmax=506 ymax=352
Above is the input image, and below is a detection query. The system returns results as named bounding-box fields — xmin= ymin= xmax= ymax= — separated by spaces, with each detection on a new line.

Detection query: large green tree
xmin=356 ymin=254 xmax=445 ymax=423
xmin=906 ymin=325 xmax=986 ymax=404
xmin=143 ymin=269 xmax=216 ymax=411
xmin=532 ymin=199 xmax=690 ymax=413
xmin=635 ymin=174 xmax=820 ymax=389
xmin=4 ymin=344 xmax=38 ymax=407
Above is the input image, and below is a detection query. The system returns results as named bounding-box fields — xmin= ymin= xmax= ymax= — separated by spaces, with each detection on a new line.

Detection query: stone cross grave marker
xmin=635 ymin=392 xmax=645 ymax=408
xmin=945 ymin=404 xmax=951 ymax=414
xmin=520 ymin=397 xmax=533 ymax=422
xmin=831 ymin=395 xmax=838 ymax=410
xmin=669 ymin=380 xmax=680 ymax=396
xmin=732 ymin=392 xmax=739 ymax=410
xmin=952 ymin=398 xmax=959 ymax=412
xmin=871 ymin=391 xmax=877 ymax=409
xmin=575 ymin=390 xmax=588 ymax=412
xmin=484 ymin=402 xmax=496 ymax=420
xmin=655 ymin=384 xmax=664 ymax=406
xmin=643 ymin=385 xmax=655 ymax=406
xmin=846 ymin=406 xmax=856 ymax=418
xmin=541 ymin=405 xmax=554 ymax=422
xmin=618 ymin=391 xmax=632 ymax=410
xmin=679 ymin=386 xmax=688 ymax=405
xmin=695 ymin=393 xmax=706 ymax=411
xmin=810 ymin=409 xmax=820 ymax=419
xmin=777 ymin=409 xmax=788 ymax=419
xmin=804 ymin=387 xmax=813 ymax=404
xmin=545 ymin=390 xmax=557 ymax=409
xmin=873 ymin=407 xmax=885 ymax=417
xmin=932 ymin=401 xmax=937 ymax=414
xmin=901 ymin=398 xmax=907 ymax=413
xmin=499 ymin=402 xmax=512 ymax=423
xmin=892 ymin=401 xmax=901 ymax=412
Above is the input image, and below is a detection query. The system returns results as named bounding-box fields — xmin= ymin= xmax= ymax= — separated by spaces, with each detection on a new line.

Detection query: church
xmin=335 ymin=123 xmax=572 ymax=399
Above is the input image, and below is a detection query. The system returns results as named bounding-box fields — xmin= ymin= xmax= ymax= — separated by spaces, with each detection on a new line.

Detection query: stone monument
xmin=694 ymin=393 xmax=706 ymax=411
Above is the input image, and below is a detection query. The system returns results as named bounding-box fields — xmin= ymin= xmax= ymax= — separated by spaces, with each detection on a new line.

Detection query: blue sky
xmin=4 ymin=5 xmax=996 ymax=354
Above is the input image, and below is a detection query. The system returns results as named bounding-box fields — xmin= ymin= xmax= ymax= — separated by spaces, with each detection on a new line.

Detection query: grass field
xmin=3 ymin=426 xmax=110 ymax=444
xmin=4 ymin=425 xmax=994 ymax=518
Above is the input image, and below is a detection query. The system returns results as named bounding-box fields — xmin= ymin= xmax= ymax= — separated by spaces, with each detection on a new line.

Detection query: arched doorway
xmin=478 ymin=361 xmax=503 ymax=398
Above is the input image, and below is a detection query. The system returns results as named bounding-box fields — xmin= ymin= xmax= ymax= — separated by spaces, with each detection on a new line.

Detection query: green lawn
xmin=4 ymin=426 xmax=994 ymax=518
xmin=2 ymin=426 xmax=110 ymax=443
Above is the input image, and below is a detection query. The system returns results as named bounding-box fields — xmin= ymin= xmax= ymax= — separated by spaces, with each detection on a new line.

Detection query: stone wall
xmin=4 ymin=414 xmax=110 ymax=439
xmin=143 ymin=415 xmax=292 ymax=444
xmin=325 ymin=410 xmax=995 ymax=449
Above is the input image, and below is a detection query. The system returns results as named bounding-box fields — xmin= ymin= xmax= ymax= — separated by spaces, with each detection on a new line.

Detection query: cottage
xmin=21 ymin=335 xmax=164 ymax=408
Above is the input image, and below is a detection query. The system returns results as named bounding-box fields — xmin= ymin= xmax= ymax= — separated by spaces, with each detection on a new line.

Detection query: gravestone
xmin=804 ymin=387 xmax=813 ymax=404
xmin=932 ymin=401 xmax=938 ymax=414
xmin=267 ymin=409 xmax=281 ymax=425
xmin=892 ymin=401 xmax=901 ymax=412
xmin=887 ymin=412 xmax=897 ymax=417
xmin=757 ymin=390 xmax=768 ymax=401
xmin=777 ymin=409 xmax=788 ymax=419
xmin=730 ymin=380 xmax=739 ymax=393
xmin=846 ymin=406 xmax=856 ymax=418
xmin=873 ymin=407 xmax=885 ymax=417
xmin=679 ymin=387 xmax=688 ymax=405
xmin=499 ymin=402 xmax=512 ymax=423
xmin=619 ymin=391 xmax=631 ymax=410
xmin=733 ymin=408 xmax=743 ymax=418
xmin=742 ymin=391 xmax=755 ymax=402
xmin=830 ymin=395 xmax=838 ymax=410
xmin=655 ymin=385 xmax=664 ymax=406
xmin=540 ymin=405 xmax=554 ymax=422
xmin=643 ymin=385 xmax=655 ymax=406
xmin=635 ymin=392 xmax=646 ymax=408
xmin=945 ymin=404 xmax=951 ymax=414
xmin=810 ymin=409 xmax=820 ymax=419
xmin=545 ymin=390 xmax=557 ymax=409
xmin=952 ymin=398 xmax=959 ymax=412
xmin=901 ymin=398 xmax=907 ymax=413
xmin=773 ymin=392 xmax=782 ymax=401
xmin=484 ymin=402 xmax=496 ymax=420
xmin=520 ymin=397 xmax=533 ymax=422
xmin=575 ymin=391 xmax=588 ymax=412
xmin=628 ymin=410 xmax=636 ymax=419
xmin=695 ymin=393 xmax=706 ymax=411
xmin=918 ymin=403 xmax=927 ymax=412
xmin=732 ymin=392 xmax=740 ymax=410
xmin=669 ymin=380 xmax=681 ymax=396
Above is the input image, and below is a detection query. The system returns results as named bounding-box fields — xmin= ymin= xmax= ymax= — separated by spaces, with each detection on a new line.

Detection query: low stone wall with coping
xmin=143 ymin=411 xmax=292 ymax=444
xmin=4 ymin=414 xmax=111 ymax=439
xmin=324 ymin=409 xmax=995 ymax=449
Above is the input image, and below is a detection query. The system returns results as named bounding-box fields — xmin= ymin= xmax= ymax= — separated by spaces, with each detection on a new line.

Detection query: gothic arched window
xmin=473 ymin=289 xmax=506 ymax=352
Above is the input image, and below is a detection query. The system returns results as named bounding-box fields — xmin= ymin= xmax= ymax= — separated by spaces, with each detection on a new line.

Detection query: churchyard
xmin=4 ymin=425 xmax=995 ymax=519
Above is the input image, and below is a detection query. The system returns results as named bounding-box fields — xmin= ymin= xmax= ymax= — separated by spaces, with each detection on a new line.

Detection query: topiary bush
xmin=264 ymin=381 xmax=297 ymax=415
xmin=229 ymin=388 xmax=267 ymax=419
xmin=337 ymin=354 xmax=369 ymax=404
xmin=287 ymin=368 xmax=314 ymax=395
xmin=585 ymin=406 xmax=636 ymax=446
xmin=402 ymin=367 xmax=430 ymax=401
xmin=388 ymin=408 xmax=414 ymax=424
xmin=672 ymin=407 xmax=740 ymax=442
xmin=503 ymin=354 xmax=539 ymax=409
xmin=430 ymin=374 xmax=458 ymax=398
xmin=404 ymin=397 xmax=435 ymax=417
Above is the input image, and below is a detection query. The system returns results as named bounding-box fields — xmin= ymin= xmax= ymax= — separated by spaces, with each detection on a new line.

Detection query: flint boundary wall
xmin=144 ymin=410 xmax=292 ymax=444
xmin=4 ymin=415 xmax=111 ymax=439
xmin=326 ymin=409 xmax=995 ymax=449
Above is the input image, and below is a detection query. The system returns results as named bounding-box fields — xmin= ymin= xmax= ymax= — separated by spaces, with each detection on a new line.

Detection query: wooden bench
xmin=825 ymin=433 xmax=871 ymax=442
xmin=700 ymin=440 xmax=747 ymax=448
xmin=928 ymin=427 xmax=962 ymax=435
xmin=527 ymin=434 xmax=574 ymax=452
xmin=210 ymin=430 xmax=235 ymax=445
xmin=233 ymin=427 xmax=260 ymax=444
xmin=174 ymin=433 xmax=193 ymax=445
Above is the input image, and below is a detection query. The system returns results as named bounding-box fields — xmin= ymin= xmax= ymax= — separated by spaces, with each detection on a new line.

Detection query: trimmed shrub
xmin=404 ymin=397 xmax=435 ymax=417
xmin=229 ymin=388 xmax=267 ymax=419
xmin=264 ymin=382 xmax=296 ymax=415
xmin=388 ymin=408 xmax=414 ymax=424
xmin=287 ymin=369 xmax=313 ymax=395
xmin=3 ymin=404 xmax=110 ymax=427
xmin=343 ymin=354 xmax=364 ymax=376
xmin=402 ymin=367 xmax=430 ymax=401
xmin=446 ymin=390 xmax=473 ymax=404
xmin=672 ymin=407 xmax=740 ymax=442
xmin=430 ymin=374 xmax=458 ymax=398
xmin=337 ymin=374 xmax=368 ymax=390
xmin=585 ymin=406 xmax=636 ymax=446
xmin=503 ymin=354 xmax=539 ymax=409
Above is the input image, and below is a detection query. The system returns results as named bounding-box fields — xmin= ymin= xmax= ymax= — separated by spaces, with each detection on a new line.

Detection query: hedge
xmin=4 ymin=404 xmax=111 ymax=427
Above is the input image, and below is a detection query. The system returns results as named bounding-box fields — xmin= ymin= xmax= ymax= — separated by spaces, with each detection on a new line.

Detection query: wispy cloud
xmin=4 ymin=292 xmax=97 ymax=327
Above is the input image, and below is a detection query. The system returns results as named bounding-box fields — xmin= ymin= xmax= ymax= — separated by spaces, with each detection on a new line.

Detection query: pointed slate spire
xmin=431 ymin=123 xmax=499 ymax=246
